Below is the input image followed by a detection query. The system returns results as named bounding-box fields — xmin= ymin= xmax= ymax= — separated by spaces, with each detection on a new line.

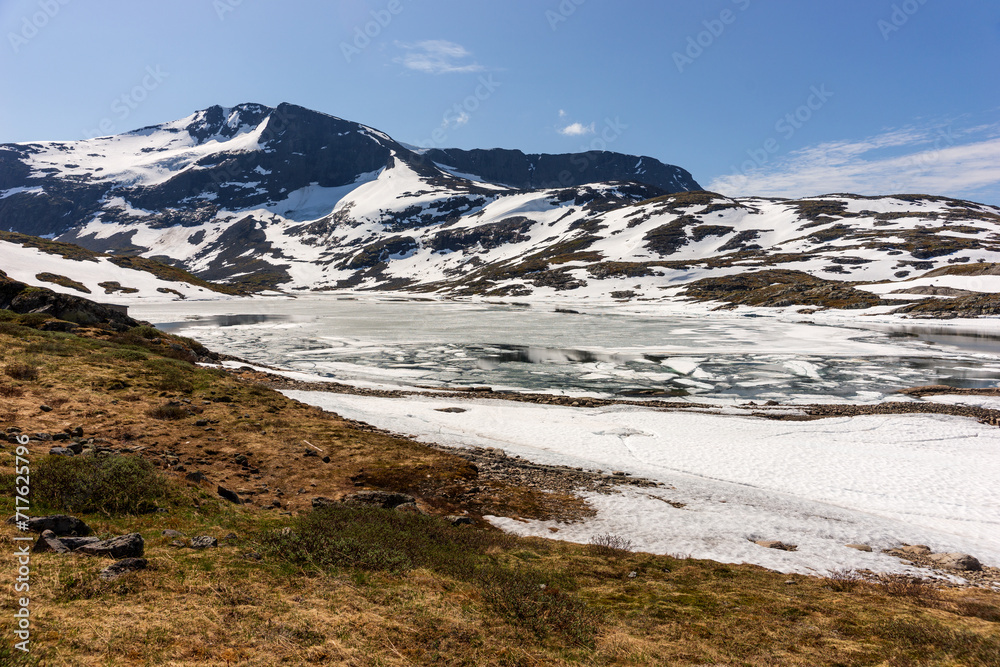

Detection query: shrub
xmin=255 ymin=506 xmax=596 ymax=643
xmin=478 ymin=564 xmax=597 ymax=644
xmin=0 ymin=384 xmax=24 ymax=398
xmin=16 ymin=313 xmax=54 ymax=329
xmin=4 ymin=362 xmax=39 ymax=381
xmin=27 ymin=455 xmax=169 ymax=514
xmin=147 ymin=404 xmax=189 ymax=420
xmin=588 ymin=533 xmax=634 ymax=557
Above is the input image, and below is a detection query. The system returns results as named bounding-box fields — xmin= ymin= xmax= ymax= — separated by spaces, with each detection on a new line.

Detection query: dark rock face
xmin=0 ymin=274 xmax=139 ymax=329
xmin=421 ymin=148 xmax=701 ymax=192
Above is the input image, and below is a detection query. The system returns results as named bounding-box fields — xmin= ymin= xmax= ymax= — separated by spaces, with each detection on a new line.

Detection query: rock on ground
xmin=99 ymin=558 xmax=148 ymax=581
xmin=77 ymin=534 xmax=144 ymax=559
xmin=32 ymin=530 xmax=70 ymax=554
xmin=25 ymin=515 xmax=91 ymax=537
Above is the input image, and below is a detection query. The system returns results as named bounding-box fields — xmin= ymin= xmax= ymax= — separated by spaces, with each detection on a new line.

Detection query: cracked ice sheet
xmin=281 ymin=390 xmax=1000 ymax=576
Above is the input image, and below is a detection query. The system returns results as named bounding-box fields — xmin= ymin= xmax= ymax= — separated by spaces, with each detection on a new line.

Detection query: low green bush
xmin=27 ymin=455 xmax=170 ymax=515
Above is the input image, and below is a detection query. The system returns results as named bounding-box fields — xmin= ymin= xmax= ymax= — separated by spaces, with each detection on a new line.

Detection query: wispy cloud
xmin=559 ymin=121 xmax=595 ymax=136
xmin=394 ymin=40 xmax=484 ymax=74
xmin=709 ymin=122 xmax=1000 ymax=202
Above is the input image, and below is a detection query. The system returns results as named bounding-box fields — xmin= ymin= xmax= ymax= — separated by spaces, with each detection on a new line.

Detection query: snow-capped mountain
xmin=2 ymin=102 xmax=1000 ymax=309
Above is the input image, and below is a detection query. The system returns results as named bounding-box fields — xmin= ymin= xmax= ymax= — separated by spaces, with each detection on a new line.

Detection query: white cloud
xmin=708 ymin=123 xmax=1000 ymax=202
xmin=558 ymin=109 xmax=568 ymax=119
xmin=443 ymin=111 xmax=470 ymax=129
xmin=559 ymin=122 xmax=595 ymax=136
xmin=394 ymin=40 xmax=484 ymax=74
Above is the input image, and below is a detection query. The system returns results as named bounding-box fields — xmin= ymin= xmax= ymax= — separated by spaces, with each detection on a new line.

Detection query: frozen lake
xmin=137 ymin=295 xmax=1000 ymax=403
xmin=133 ymin=296 xmax=1000 ymax=575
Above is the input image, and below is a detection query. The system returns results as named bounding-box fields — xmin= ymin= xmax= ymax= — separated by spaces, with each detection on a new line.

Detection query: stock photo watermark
xmin=213 ymin=0 xmax=245 ymax=21
xmin=546 ymin=0 xmax=587 ymax=31
xmin=731 ymin=85 xmax=834 ymax=176
xmin=7 ymin=0 xmax=72 ymax=53
xmin=340 ymin=0 xmax=410 ymax=63
xmin=416 ymin=75 xmax=501 ymax=148
xmin=878 ymin=0 xmax=930 ymax=40
xmin=11 ymin=435 xmax=32 ymax=654
xmin=885 ymin=125 xmax=958 ymax=193
xmin=673 ymin=0 xmax=751 ymax=73
xmin=82 ymin=65 xmax=169 ymax=139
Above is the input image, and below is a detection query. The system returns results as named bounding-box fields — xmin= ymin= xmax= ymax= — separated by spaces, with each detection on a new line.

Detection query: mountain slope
xmin=2 ymin=103 xmax=1000 ymax=309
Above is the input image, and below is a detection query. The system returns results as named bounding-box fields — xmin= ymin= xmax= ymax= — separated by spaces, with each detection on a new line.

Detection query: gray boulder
xmin=928 ymin=552 xmax=982 ymax=571
xmin=27 ymin=515 xmax=91 ymax=537
xmin=32 ymin=530 xmax=70 ymax=554
xmin=311 ymin=497 xmax=337 ymax=510
xmin=78 ymin=533 xmax=144 ymax=559
xmin=60 ymin=537 xmax=101 ymax=551
xmin=217 ymin=485 xmax=242 ymax=504
xmin=189 ymin=536 xmax=218 ymax=549
xmin=99 ymin=558 xmax=148 ymax=581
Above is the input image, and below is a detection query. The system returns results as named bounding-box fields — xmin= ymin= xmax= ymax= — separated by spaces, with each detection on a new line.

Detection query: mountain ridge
xmin=2 ymin=103 xmax=1000 ymax=310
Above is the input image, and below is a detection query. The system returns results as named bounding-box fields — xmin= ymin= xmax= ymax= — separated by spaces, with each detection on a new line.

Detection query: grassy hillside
xmin=0 ymin=314 xmax=998 ymax=665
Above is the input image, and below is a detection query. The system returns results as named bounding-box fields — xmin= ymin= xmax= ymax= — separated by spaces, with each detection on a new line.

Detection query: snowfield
xmin=281 ymin=390 xmax=1000 ymax=577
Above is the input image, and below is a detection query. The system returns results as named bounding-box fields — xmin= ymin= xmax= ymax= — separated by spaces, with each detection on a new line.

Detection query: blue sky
xmin=2 ymin=0 xmax=999 ymax=203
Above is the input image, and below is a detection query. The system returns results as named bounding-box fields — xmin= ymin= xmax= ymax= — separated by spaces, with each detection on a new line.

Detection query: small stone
xmin=48 ymin=447 xmax=72 ymax=456
xmin=435 ymin=407 xmax=467 ymax=414
xmin=189 ymin=536 xmax=218 ymax=549
xmin=195 ymin=420 xmax=209 ymax=427
xmin=612 ymin=471 xmax=628 ymax=477
xmin=899 ymin=544 xmax=932 ymax=556
xmin=170 ymin=539 xmax=187 ymax=548
xmin=846 ymin=544 xmax=873 ymax=552
xmin=628 ymin=571 xmax=637 ymax=579
xmin=162 ymin=529 xmax=185 ymax=538
xmin=754 ymin=540 xmax=797 ymax=551
xmin=59 ymin=537 xmax=100 ymax=551
xmin=444 ymin=515 xmax=473 ymax=526
xmin=784 ymin=580 xmax=796 ymax=585
xmin=99 ymin=558 xmax=147 ymax=581
xmin=322 ymin=456 xmax=331 ymax=463
xmin=185 ymin=471 xmax=207 ymax=483
xmin=39 ymin=405 xmax=52 ymax=412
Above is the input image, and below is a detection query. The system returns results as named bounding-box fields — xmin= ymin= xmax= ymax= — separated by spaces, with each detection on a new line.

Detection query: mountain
xmin=2 ymin=102 xmax=1000 ymax=312
xmin=418 ymin=147 xmax=700 ymax=192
